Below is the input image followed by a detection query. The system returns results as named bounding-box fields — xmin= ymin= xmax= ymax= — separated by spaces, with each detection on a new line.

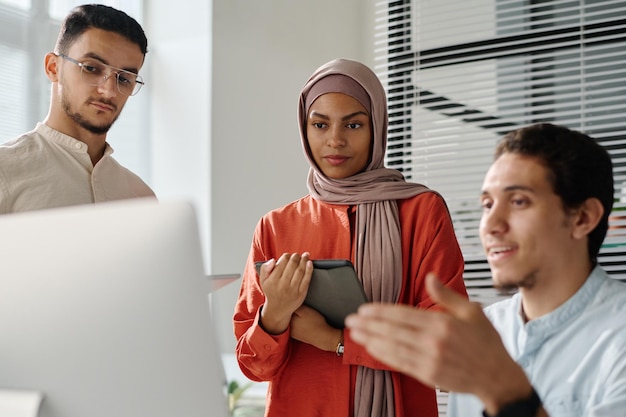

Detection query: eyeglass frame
xmin=55 ymin=53 xmax=145 ymax=96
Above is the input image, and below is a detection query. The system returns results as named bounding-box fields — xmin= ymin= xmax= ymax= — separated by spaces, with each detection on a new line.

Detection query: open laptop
xmin=0 ymin=199 xmax=230 ymax=417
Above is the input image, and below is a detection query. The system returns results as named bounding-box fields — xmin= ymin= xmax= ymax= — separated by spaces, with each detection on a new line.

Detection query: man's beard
xmin=493 ymin=271 xmax=538 ymax=296
xmin=62 ymin=95 xmax=119 ymax=135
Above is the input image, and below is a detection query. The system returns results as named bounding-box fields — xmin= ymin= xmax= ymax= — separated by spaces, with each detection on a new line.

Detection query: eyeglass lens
xmin=79 ymin=60 xmax=143 ymax=96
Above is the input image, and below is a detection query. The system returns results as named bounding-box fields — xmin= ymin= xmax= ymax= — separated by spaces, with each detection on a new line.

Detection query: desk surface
xmin=207 ymin=274 xmax=240 ymax=292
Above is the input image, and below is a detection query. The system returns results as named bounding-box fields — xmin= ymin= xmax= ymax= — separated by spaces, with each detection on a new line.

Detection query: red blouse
xmin=234 ymin=192 xmax=467 ymax=417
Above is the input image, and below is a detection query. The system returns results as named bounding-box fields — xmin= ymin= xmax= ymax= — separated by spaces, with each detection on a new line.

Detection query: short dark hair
xmin=55 ymin=4 xmax=148 ymax=57
xmin=495 ymin=123 xmax=614 ymax=262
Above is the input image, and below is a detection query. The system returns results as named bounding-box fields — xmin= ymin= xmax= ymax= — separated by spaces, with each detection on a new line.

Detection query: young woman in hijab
xmin=233 ymin=58 xmax=467 ymax=417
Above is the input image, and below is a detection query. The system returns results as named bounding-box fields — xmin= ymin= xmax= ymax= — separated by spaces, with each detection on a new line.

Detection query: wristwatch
xmin=482 ymin=387 xmax=541 ymax=417
xmin=336 ymin=340 xmax=344 ymax=356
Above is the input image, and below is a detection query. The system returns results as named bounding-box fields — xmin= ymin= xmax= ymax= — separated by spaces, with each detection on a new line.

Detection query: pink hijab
xmin=298 ymin=58 xmax=432 ymax=417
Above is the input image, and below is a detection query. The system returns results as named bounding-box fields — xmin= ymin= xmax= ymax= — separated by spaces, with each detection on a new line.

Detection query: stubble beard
xmin=61 ymin=92 xmax=120 ymax=135
xmin=493 ymin=270 xmax=538 ymax=295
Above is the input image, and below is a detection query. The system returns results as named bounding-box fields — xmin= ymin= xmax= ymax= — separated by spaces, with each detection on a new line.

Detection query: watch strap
xmin=482 ymin=386 xmax=541 ymax=417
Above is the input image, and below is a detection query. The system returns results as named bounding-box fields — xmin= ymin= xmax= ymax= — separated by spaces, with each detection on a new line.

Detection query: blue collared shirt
xmin=448 ymin=266 xmax=626 ymax=417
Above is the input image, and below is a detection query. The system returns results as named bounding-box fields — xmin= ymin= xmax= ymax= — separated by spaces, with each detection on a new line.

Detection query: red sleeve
xmin=342 ymin=328 xmax=396 ymax=370
xmin=233 ymin=220 xmax=292 ymax=382
xmin=406 ymin=192 xmax=467 ymax=309
xmin=341 ymin=192 xmax=467 ymax=370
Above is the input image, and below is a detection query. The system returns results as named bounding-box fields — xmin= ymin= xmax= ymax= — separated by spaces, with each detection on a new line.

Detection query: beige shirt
xmin=0 ymin=123 xmax=156 ymax=214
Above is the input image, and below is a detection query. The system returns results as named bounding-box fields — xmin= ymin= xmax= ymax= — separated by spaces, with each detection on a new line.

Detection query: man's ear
xmin=572 ymin=197 xmax=604 ymax=240
xmin=44 ymin=52 xmax=60 ymax=82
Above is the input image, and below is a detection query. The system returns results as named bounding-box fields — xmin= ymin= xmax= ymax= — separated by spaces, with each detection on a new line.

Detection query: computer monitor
xmin=0 ymin=199 xmax=230 ymax=417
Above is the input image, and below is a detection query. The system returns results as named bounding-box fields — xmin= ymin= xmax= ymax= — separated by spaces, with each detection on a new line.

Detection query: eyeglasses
xmin=57 ymin=53 xmax=144 ymax=96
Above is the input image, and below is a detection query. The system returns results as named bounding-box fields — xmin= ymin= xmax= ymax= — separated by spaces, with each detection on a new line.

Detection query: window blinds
xmin=0 ymin=4 xmax=29 ymax=142
xmin=375 ymin=0 xmax=626 ymax=310
xmin=375 ymin=2 xmax=626 ymax=414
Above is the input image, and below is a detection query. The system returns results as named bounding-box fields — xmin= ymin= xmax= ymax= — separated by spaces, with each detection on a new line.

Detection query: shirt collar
xmin=522 ymin=265 xmax=606 ymax=337
xmin=37 ymin=122 xmax=114 ymax=156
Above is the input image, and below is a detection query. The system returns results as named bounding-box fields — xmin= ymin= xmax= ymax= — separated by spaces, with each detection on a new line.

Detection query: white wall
xmin=146 ymin=0 xmax=376 ymax=353
xmin=144 ymin=1 xmax=212 ymax=265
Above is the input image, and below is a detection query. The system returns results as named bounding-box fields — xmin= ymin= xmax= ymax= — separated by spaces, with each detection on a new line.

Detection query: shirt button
xmin=356 ymin=356 xmax=363 ymax=363
xmin=263 ymin=344 xmax=271 ymax=351
xmin=74 ymin=142 xmax=82 ymax=149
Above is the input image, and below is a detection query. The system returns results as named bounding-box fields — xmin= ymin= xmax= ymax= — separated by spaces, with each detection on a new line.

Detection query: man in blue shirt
xmin=346 ymin=123 xmax=626 ymax=417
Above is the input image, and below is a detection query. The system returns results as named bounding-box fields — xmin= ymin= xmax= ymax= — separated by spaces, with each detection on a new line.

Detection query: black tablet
xmin=255 ymin=259 xmax=368 ymax=328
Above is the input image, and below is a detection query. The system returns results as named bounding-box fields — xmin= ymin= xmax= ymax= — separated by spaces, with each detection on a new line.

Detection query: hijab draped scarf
xmin=298 ymin=59 xmax=431 ymax=417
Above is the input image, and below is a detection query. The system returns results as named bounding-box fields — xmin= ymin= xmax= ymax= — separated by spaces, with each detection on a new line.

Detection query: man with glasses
xmin=0 ymin=4 xmax=155 ymax=214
